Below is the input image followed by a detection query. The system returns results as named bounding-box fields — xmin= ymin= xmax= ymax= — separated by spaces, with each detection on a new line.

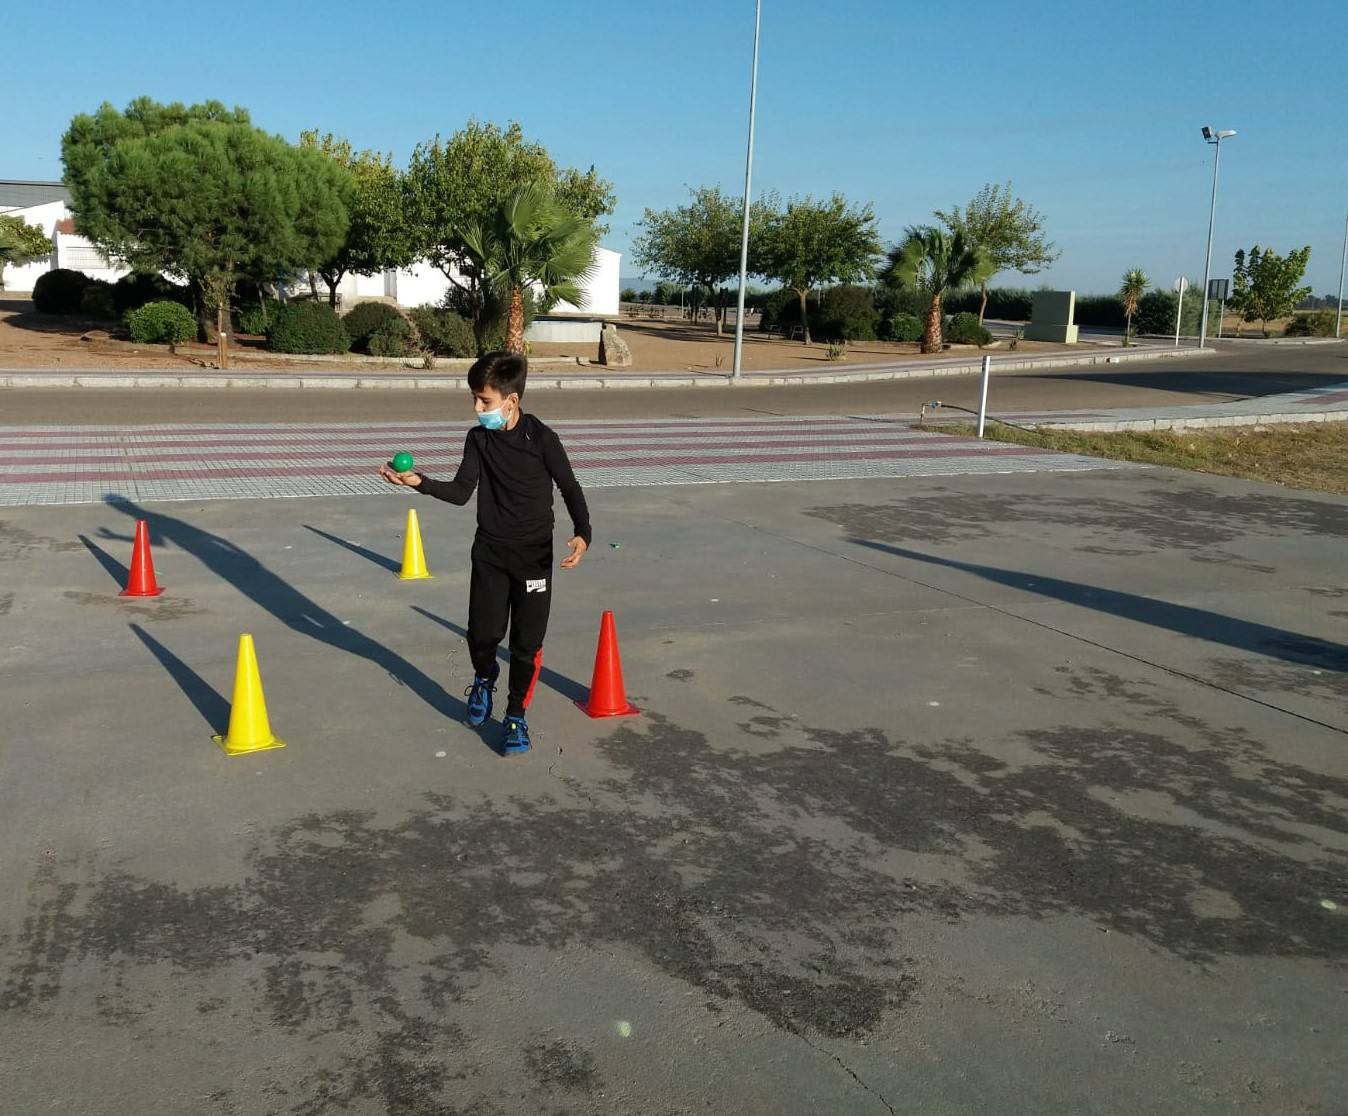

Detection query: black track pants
xmin=466 ymin=536 xmax=552 ymax=717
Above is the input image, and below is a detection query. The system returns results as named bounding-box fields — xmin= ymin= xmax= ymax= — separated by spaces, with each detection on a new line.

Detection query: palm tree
xmin=1118 ymin=268 xmax=1149 ymax=346
xmin=884 ymin=227 xmax=992 ymax=353
xmin=457 ymin=182 xmax=600 ymax=354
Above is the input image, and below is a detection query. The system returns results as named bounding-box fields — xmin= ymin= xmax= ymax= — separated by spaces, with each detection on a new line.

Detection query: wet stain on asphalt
xmin=0 ymin=592 xmax=11 ymax=616
xmin=61 ymin=591 xmax=204 ymax=621
xmin=524 ymin=1039 xmax=602 ymax=1093
xmin=2 ymin=672 xmax=1345 ymax=1112
xmin=0 ymin=522 xmax=86 ymax=561
xmin=805 ymin=481 xmax=1346 ymax=558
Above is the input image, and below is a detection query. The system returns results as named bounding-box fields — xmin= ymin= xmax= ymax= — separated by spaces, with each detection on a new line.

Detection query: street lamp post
xmin=1198 ymin=126 xmax=1236 ymax=350
xmin=1337 ymin=205 xmax=1347 ymax=340
xmin=731 ymin=0 xmax=762 ymax=380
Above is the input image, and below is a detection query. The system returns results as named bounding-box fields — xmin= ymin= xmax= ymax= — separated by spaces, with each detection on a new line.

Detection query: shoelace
xmin=464 ymin=676 xmax=497 ymax=700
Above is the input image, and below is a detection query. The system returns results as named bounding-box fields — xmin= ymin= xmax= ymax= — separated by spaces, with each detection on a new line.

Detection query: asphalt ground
xmin=1 ymin=461 xmax=1345 ymax=1114
xmin=2 ymin=342 xmax=1345 ymax=425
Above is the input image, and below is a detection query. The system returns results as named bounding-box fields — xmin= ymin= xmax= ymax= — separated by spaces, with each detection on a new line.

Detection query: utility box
xmin=1024 ymin=290 xmax=1079 ymax=343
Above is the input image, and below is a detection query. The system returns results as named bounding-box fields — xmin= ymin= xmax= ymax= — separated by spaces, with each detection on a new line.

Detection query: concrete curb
xmin=0 ymin=344 xmax=1215 ymax=391
xmin=1042 ymin=410 xmax=1348 ymax=433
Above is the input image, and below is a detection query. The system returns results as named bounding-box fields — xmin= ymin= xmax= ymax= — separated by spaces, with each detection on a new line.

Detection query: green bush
xmin=342 ymin=301 xmax=405 ymax=353
xmin=265 ymin=301 xmax=349 ymax=354
xmin=126 ymin=300 xmax=197 ymax=347
xmin=881 ymin=313 xmax=924 ymax=342
xmin=79 ymin=281 xmax=116 ymax=319
xmin=945 ymin=311 xmax=993 ymax=346
xmin=1074 ymin=294 xmax=1126 ymax=328
xmin=817 ymin=285 xmax=879 ymax=342
xmin=235 ymin=298 xmax=282 ymax=336
xmin=408 ymin=305 xmax=476 ymax=357
xmin=942 ymin=288 xmax=1034 ymax=321
xmin=112 ymin=272 xmax=188 ymax=316
xmin=1284 ymin=310 xmax=1336 ymax=337
xmin=757 ymin=288 xmax=792 ymax=332
xmin=367 ymin=318 xmax=417 ymax=357
xmin=32 ymin=268 xmax=92 ymax=315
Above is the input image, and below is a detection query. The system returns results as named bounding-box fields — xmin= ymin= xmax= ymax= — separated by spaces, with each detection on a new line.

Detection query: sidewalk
xmin=0 ymin=342 xmax=1213 ymax=391
xmin=946 ymin=379 xmax=1348 ymax=432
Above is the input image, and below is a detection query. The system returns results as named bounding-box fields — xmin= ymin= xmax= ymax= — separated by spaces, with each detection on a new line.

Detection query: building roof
xmin=0 ymin=180 xmax=72 ymax=209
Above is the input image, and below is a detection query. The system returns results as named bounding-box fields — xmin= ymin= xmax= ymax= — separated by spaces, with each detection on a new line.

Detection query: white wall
xmin=551 ymin=246 xmax=621 ymax=317
xmin=53 ymin=231 xmax=128 ymax=282
xmin=0 ymin=201 xmax=62 ymax=292
xmin=383 ymin=246 xmax=621 ymax=317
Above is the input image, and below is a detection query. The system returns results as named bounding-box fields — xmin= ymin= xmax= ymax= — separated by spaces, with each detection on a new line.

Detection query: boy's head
xmin=467 ymin=352 xmax=527 ymax=426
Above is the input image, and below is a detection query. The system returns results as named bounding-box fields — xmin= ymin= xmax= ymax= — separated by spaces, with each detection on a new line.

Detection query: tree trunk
xmin=216 ymin=302 xmax=229 ymax=369
xmin=922 ymin=293 xmax=943 ymax=354
xmin=189 ymin=276 xmax=211 ymax=343
xmin=714 ymin=289 xmax=725 ymax=336
xmin=505 ymin=285 xmax=526 ymax=354
xmin=797 ymin=289 xmax=811 ymax=344
xmin=978 ymin=284 xmax=989 ymax=324
xmin=1124 ymin=311 xmax=1132 ymax=346
xmin=257 ymin=283 xmax=269 ymax=328
xmin=307 ymin=271 xmax=319 ymax=301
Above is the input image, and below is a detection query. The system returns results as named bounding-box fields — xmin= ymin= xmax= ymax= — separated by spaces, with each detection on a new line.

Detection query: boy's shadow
xmin=100 ymin=499 xmax=486 ymax=750
xmin=411 ymin=606 xmax=590 ymax=705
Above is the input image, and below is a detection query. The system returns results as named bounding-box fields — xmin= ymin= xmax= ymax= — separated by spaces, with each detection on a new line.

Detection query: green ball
xmin=391 ymin=452 xmax=414 ymax=472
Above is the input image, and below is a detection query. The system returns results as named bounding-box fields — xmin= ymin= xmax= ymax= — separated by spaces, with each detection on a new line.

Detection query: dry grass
xmin=947 ymin=421 xmax=1348 ymax=495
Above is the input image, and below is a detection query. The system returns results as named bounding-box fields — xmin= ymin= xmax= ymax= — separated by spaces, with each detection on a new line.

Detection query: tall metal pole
xmin=730 ymin=0 xmax=762 ymax=380
xmin=1198 ymin=136 xmax=1223 ymax=350
xmin=1173 ymin=276 xmax=1186 ymax=346
xmin=1337 ymin=205 xmax=1347 ymax=340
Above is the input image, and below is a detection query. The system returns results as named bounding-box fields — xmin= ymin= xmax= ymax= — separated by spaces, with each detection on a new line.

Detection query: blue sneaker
xmin=464 ymin=663 xmax=499 ymax=727
xmin=502 ymin=716 xmax=531 ymax=755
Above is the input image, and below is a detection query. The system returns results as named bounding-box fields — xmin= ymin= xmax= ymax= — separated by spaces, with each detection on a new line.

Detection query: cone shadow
xmin=79 ymin=534 xmax=129 ymax=587
xmin=101 ymin=501 xmax=475 ymax=746
xmin=302 ymin=525 xmax=401 ymax=574
xmin=128 ymin=624 xmax=229 ymax=735
xmin=410 ymin=605 xmax=591 ymax=705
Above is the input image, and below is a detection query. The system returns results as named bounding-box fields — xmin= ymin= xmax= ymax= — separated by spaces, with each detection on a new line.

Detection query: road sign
xmin=1208 ymin=278 xmax=1230 ymax=300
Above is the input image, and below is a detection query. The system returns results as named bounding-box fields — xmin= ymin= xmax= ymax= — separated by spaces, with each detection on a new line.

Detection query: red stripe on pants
xmin=522 ymin=649 xmax=543 ymax=710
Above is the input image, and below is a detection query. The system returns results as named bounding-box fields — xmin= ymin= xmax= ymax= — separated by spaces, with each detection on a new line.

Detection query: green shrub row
xmin=408 ymin=305 xmax=476 ymax=357
xmin=33 ymin=268 xmax=189 ymax=318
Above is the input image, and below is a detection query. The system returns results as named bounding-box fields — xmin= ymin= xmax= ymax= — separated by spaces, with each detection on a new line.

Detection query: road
xmin=2 ymin=342 xmax=1345 ymax=424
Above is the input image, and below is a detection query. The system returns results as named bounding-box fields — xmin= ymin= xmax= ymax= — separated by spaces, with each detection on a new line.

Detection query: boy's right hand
xmin=379 ymin=462 xmax=422 ymax=487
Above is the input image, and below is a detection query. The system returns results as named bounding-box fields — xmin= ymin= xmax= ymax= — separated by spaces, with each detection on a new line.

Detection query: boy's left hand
xmin=560 ymin=537 xmax=588 ymax=569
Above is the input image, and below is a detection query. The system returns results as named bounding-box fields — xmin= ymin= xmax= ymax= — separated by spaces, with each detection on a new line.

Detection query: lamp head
xmin=1217 ymin=129 xmax=1237 ymax=139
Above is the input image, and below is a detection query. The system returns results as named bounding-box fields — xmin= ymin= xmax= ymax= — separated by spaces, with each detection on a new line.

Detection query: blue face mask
xmin=477 ymin=406 xmax=507 ymax=431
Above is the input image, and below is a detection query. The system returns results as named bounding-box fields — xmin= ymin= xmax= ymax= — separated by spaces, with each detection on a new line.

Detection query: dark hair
xmin=467 ymin=351 xmax=528 ymax=399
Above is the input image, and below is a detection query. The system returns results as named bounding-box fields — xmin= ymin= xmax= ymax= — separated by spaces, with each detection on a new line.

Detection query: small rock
xmin=598 ymin=324 xmax=633 ymax=368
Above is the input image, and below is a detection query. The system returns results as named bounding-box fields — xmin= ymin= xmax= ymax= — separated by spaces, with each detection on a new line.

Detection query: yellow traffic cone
xmin=213 ymin=634 xmax=286 ymax=755
xmin=399 ymin=507 xmax=433 ymax=581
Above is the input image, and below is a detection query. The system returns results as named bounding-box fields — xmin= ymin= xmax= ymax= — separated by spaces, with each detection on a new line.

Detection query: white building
xmin=336 ymin=246 xmax=622 ymax=344
xmin=3 ymin=179 xmax=620 ymax=341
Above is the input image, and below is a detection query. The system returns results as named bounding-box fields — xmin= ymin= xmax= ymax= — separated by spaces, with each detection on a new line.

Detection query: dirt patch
xmin=2 ymin=298 xmax=1092 ymax=375
xmin=532 ymin=316 xmax=1084 ymax=373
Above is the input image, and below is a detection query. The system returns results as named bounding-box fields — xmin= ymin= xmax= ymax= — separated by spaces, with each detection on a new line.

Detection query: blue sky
xmin=5 ymin=0 xmax=1345 ymax=294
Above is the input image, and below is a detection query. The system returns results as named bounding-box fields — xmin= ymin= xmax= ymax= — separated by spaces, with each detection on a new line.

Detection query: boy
xmin=379 ymin=352 xmax=590 ymax=755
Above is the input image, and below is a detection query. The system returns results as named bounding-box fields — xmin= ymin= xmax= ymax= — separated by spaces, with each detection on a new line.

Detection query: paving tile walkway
xmin=0 ymin=415 xmax=1133 ymax=507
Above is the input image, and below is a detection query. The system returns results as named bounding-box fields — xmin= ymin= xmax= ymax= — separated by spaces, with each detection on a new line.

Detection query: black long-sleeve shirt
xmin=416 ymin=414 xmax=592 ymax=547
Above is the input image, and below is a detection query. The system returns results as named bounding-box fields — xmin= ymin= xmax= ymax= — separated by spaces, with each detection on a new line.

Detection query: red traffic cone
xmin=120 ymin=520 xmax=165 ymax=598
xmin=576 ymin=610 xmax=639 ymax=718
